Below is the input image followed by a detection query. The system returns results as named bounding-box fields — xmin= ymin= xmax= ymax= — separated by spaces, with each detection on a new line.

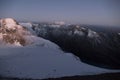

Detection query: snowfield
xmin=0 ymin=47 xmax=119 ymax=79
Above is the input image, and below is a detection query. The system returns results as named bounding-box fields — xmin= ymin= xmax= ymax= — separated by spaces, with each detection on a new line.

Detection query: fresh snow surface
xmin=0 ymin=47 xmax=119 ymax=79
xmin=24 ymin=35 xmax=60 ymax=49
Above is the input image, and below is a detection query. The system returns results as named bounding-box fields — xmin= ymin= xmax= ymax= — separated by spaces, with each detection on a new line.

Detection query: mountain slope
xmin=0 ymin=47 xmax=119 ymax=79
xmin=31 ymin=23 xmax=120 ymax=69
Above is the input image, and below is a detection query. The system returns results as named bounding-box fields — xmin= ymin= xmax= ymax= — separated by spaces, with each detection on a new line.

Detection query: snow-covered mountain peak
xmin=0 ymin=18 xmax=17 ymax=25
xmin=87 ymin=29 xmax=99 ymax=38
xmin=0 ymin=18 xmax=27 ymax=46
xmin=0 ymin=18 xmax=18 ymax=30
xmin=0 ymin=18 xmax=60 ymax=49
xmin=118 ymin=33 xmax=120 ymax=35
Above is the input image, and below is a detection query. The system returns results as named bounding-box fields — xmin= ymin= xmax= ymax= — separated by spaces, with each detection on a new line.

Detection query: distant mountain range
xmin=30 ymin=22 xmax=120 ymax=69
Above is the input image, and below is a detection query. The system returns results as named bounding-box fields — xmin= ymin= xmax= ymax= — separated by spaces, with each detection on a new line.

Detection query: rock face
xmin=33 ymin=24 xmax=120 ymax=69
xmin=0 ymin=18 xmax=27 ymax=46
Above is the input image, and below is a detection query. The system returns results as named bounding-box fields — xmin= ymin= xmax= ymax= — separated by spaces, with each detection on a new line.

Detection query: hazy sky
xmin=0 ymin=0 xmax=120 ymax=26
